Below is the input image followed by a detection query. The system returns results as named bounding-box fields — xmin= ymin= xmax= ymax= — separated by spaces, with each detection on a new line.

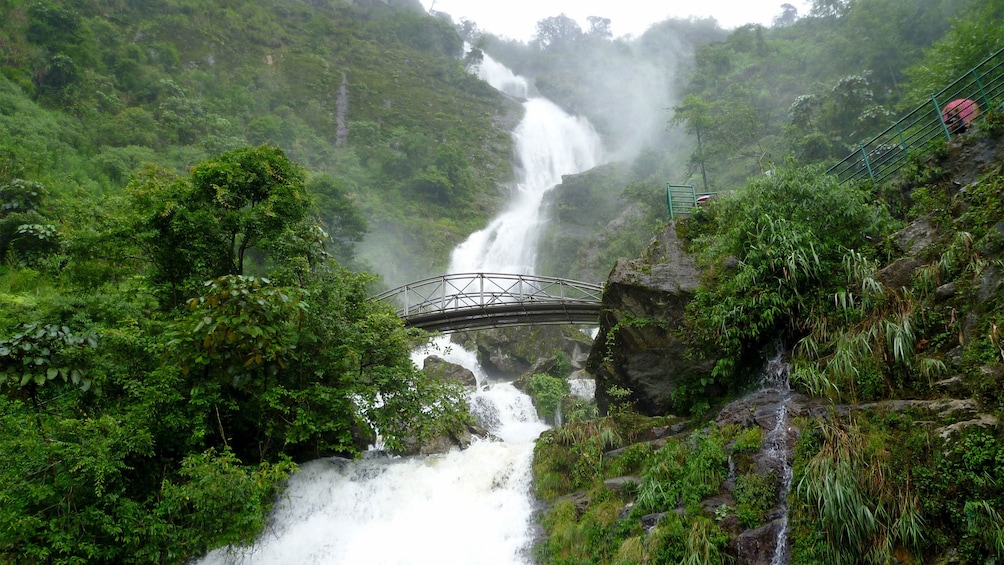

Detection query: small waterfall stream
xmin=197 ymin=55 xmax=604 ymax=565
xmin=763 ymin=351 xmax=793 ymax=565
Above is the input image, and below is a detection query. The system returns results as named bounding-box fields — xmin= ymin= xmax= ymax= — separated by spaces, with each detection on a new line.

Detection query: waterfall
xmin=450 ymin=56 xmax=603 ymax=275
xmin=197 ymin=55 xmax=604 ymax=565
xmin=764 ymin=350 xmax=793 ymax=565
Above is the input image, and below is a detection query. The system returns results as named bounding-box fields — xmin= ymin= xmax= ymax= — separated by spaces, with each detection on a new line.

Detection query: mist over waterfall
xmin=197 ymin=55 xmax=602 ymax=565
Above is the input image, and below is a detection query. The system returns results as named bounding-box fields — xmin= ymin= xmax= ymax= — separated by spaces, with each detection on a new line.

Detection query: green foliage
xmin=634 ymin=427 xmax=730 ymax=515
xmin=674 ymin=0 xmax=981 ymax=187
xmin=733 ymin=472 xmax=778 ymax=528
xmin=789 ymin=416 xmax=1004 ymax=564
xmin=0 ymin=0 xmax=515 ymax=279
xmin=902 ymin=2 xmax=1004 ymax=107
xmin=0 ymin=178 xmax=57 ymax=264
xmin=155 ymin=449 xmax=295 ymax=557
xmin=0 ymin=322 xmax=96 ymax=392
xmin=528 ymin=373 xmax=570 ymax=423
xmin=0 ymin=144 xmax=473 ymax=561
xmin=687 ymin=164 xmax=898 ymax=381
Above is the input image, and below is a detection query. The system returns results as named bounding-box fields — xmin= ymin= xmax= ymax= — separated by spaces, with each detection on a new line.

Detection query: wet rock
xmin=640 ymin=512 xmax=668 ymax=532
xmin=893 ymin=215 xmax=939 ymax=256
xmin=396 ymin=421 xmax=490 ymax=456
xmin=700 ymin=493 xmax=733 ymax=517
xmin=453 ymin=326 xmax=592 ymax=378
xmin=933 ymin=375 xmax=968 ymax=396
xmin=936 ymin=413 xmax=1000 ymax=439
xmin=977 ymin=261 xmax=1003 ymax=304
xmin=422 ymin=355 xmax=477 ymax=388
xmin=603 ymin=476 xmax=641 ymax=494
xmin=879 ymin=257 xmax=922 ymax=290
xmin=556 ymin=490 xmax=591 ymax=513
xmin=587 ymin=222 xmax=716 ymax=416
xmin=936 ymin=282 xmax=958 ymax=299
xmin=732 ymin=519 xmax=784 ymax=565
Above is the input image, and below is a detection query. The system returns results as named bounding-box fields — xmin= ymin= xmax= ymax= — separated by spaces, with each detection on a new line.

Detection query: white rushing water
xmin=198 ymin=55 xmax=603 ymax=565
xmin=764 ymin=350 xmax=793 ymax=565
xmin=450 ymin=56 xmax=603 ymax=274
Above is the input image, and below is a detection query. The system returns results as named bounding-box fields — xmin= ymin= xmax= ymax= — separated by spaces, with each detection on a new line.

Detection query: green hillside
xmin=0 ymin=0 xmax=517 ymax=280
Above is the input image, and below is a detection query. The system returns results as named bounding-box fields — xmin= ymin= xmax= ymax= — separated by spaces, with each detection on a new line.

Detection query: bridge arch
xmin=372 ymin=273 xmax=604 ymax=333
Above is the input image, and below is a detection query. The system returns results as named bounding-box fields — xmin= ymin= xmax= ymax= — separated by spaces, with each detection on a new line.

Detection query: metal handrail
xmin=372 ymin=272 xmax=604 ymax=332
xmin=667 ymin=184 xmax=717 ymax=219
xmin=828 ymin=46 xmax=1004 ymax=185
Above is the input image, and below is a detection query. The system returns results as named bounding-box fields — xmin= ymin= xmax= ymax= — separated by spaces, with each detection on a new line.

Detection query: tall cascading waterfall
xmin=450 ymin=55 xmax=603 ymax=274
xmin=197 ymin=55 xmax=604 ymax=565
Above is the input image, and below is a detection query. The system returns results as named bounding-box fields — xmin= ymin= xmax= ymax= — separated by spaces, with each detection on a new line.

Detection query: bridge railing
xmin=828 ymin=46 xmax=1004 ymax=185
xmin=372 ymin=272 xmax=603 ymax=319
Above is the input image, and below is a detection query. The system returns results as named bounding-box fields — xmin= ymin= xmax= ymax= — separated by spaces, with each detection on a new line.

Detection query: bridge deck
xmin=373 ymin=272 xmax=603 ymax=333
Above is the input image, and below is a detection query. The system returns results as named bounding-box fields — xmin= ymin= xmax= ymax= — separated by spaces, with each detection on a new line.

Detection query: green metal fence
xmin=666 ymin=184 xmax=717 ymax=219
xmin=828 ymin=46 xmax=1004 ymax=185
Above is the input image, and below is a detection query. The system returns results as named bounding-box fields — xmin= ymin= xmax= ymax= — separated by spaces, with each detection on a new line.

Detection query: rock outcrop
xmin=453 ymin=325 xmax=593 ymax=379
xmin=586 ymin=221 xmax=715 ymax=415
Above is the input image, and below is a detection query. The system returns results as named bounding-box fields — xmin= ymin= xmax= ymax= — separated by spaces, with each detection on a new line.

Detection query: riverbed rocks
xmin=586 ymin=221 xmax=715 ymax=416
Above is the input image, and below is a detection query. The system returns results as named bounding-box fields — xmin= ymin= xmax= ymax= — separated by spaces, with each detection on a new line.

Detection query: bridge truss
xmin=372 ymin=273 xmax=604 ymax=333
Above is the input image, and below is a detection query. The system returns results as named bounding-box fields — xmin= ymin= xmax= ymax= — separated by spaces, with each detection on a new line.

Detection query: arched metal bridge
xmin=372 ymin=273 xmax=604 ymax=333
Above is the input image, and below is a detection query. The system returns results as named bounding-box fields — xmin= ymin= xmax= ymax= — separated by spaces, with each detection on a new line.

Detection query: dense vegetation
xmin=0 ymin=144 xmax=472 ymax=562
xmin=0 ymin=2 xmax=524 ymax=558
xmin=530 ymin=0 xmax=1004 ymax=563
xmin=3 ymin=0 xmax=1004 ymax=562
xmin=0 ymin=0 xmax=517 ymax=283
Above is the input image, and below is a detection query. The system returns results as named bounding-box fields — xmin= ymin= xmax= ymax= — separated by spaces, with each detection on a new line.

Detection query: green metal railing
xmin=828 ymin=46 xmax=1004 ymax=185
xmin=667 ymin=184 xmax=717 ymax=219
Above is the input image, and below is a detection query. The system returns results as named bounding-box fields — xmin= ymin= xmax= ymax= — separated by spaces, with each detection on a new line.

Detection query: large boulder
xmin=422 ymin=355 xmax=477 ymax=388
xmin=586 ymin=222 xmax=715 ymax=416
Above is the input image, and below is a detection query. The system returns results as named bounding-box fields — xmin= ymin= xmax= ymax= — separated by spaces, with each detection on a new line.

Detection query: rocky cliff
xmin=585 ymin=221 xmax=716 ymax=416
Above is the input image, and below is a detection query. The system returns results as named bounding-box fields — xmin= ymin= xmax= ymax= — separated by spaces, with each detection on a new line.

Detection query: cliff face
xmin=586 ymin=221 xmax=715 ymax=416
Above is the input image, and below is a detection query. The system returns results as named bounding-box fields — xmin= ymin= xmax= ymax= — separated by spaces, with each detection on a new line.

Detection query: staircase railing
xmin=828 ymin=46 xmax=1004 ymax=185
xmin=667 ymin=184 xmax=717 ymax=219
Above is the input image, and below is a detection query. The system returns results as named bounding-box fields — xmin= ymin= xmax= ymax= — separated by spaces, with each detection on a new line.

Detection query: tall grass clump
xmin=685 ymin=163 xmax=900 ymax=385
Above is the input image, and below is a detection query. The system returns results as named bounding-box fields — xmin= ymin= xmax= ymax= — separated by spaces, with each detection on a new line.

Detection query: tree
xmin=586 ymin=16 xmax=612 ymax=39
xmin=126 ymin=146 xmax=318 ymax=306
xmin=187 ymin=145 xmax=313 ymax=275
xmin=0 ymin=179 xmax=57 ymax=264
xmin=532 ymin=15 xmax=583 ymax=50
xmin=773 ymin=3 xmax=799 ymax=27
xmin=671 ymin=95 xmax=716 ymax=191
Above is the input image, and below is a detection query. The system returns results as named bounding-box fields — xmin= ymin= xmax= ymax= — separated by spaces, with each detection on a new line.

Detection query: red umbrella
xmin=942 ymin=98 xmax=980 ymax=132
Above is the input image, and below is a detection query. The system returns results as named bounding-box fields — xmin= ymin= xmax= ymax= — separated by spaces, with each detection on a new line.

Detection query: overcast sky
xmin=419 ymin=0 xmax=812 ymax=42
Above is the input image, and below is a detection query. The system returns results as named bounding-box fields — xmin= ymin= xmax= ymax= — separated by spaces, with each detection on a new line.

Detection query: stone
xmin=453 ymin=325 xmax=592 ymax=379
xmin=732 ymin=519 xmax=785 ymax=565
xmin=893 ymin=215 xmax=939 ymax=257
xmin=935 ymin=281 xmax=958 ymax=299
xmin=878 ymin=256 xmax=922 ymax=290
xmin=603 ymin=476 xmax=641 ymax=494
xmin=586 ymin=222 xmax=716 ymax=416
xmin=422 ymin=355 xmax=477 ymax=388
